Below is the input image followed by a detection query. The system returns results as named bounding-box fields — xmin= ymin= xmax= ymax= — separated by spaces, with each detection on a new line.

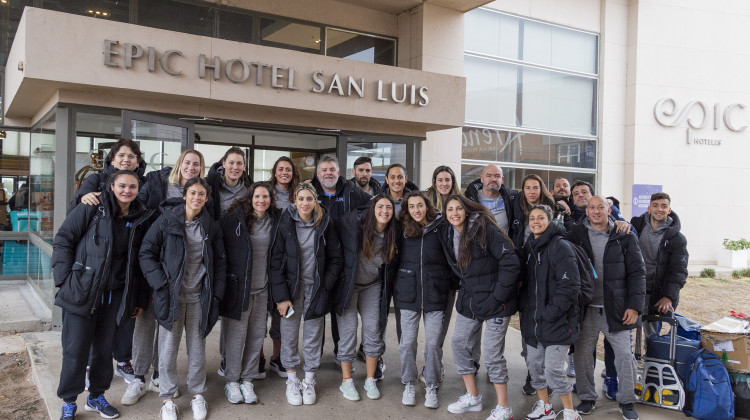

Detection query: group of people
xmin=52 ymin=139 xmax=689 ymax=420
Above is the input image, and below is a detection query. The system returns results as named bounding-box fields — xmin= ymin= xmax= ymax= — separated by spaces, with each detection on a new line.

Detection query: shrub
xmin=731 ymin=268 xmax=750 ymax=278
xmin=723 ymin=238 xmax=750 ymax=250
xmin=700 ymin=268 xmax=716 ymax=278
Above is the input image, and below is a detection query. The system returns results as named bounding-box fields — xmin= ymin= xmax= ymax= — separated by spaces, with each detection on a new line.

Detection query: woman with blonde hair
xmin=138 ymin=149 xmax=207 ymax=214
xmin=270 ymin=183 xmax=343 ymax=406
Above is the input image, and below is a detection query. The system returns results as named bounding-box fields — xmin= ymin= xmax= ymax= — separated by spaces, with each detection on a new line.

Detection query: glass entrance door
xmin=121 ymin=111 xmax=195 ymax=175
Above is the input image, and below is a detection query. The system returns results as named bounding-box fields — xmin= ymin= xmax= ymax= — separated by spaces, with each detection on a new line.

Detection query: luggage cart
xmin=634 ymin=313 xmax=686 ymax=411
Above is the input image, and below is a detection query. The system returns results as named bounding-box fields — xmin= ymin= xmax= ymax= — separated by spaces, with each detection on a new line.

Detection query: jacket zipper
xmin=91 ymin=207 xmax=111 ymax=314
xmin=420 ymin=235 xmax=425 ymax=311
xmin=308 ymin=218 xmax=327 ymax=317
xmin=242 ymin=221 xmax=251 ymax=312
xmin=345 ymin=229 xmax=357 ymax=311
xmin=116 ymin=215 xmax=148 ymax=321
xmin=198 ymin=220 xmax=211 ymax=333
xmin=533 ymin=251 xmax=541 ymax=344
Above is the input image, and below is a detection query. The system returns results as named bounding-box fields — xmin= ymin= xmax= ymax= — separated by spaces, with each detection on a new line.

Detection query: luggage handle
xmin=636 ymin=311 xmax=677 ymax=365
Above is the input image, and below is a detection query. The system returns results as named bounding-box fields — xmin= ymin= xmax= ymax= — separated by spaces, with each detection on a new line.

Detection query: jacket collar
xmin=163 ymin=202 xmax=210 ymax=235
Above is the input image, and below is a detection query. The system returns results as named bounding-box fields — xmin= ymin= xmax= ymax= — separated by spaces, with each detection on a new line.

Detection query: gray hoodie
xmin=180 ymin=219 xmax=206 ymax=303
xmin=585 ymin=218 xmax=614 ymax=307
xmin=289 ymin=205 xmax=318 ymax=287
xmin=639 ymin=214 xmax=673 ymax=282
xmin=217 ymin=167 xmax=248 ymax=214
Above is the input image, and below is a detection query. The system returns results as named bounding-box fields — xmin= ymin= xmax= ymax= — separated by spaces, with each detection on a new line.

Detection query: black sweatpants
xmin=58 ymin=289 xmax=121 ymax=403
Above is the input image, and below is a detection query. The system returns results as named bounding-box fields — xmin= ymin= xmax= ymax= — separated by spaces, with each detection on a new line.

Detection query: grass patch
xmin=731 ymin=268 xmax=750 ymax=279
xmin=717 ymin=278 xmax=730 ymax=283
xmin=700 ymin=268 xmax=716 ymax=278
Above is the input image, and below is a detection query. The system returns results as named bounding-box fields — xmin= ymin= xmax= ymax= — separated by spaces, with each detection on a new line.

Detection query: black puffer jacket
xmin=348 ymin=177 xmax=382 ymax=196
xmin=69 ymin=159 xmax=147 ymax=212
xmin=566 ymin=220 xmax=646 ymax=332
xmin=443 ymin=217 xmax=521 ymax=321
xmin=394 ymin=214 xmax=458 ymax=313
xmin=510 ymin=196 xmax=557 ymax=249
xmin=269 ymin=207 xmax=343 ymax=319
xmin=631 ymin=211 xmax=688 ymax=309
xmin=311 ymin=176 xmax=370 ymax=220
xmin=334 ymin=207 xmax=398 ymax=329
xmin=520 ymin=223 xmax=580 ymax=347
xmin=218 ymin=206 xmax=280 ymax=320
xmin=52 ymin=190 xmax=155 ymax=324
xmin=139 ymin=203 xmax=226 ymax=338
xmin=206 ymin=161 xmax=253 ymax=220
xmin=137 ymin=167 xmax=215 ymax=218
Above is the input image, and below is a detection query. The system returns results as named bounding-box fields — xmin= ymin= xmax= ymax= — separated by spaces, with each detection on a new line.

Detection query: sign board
xmin=631 ymin=184 xmax=662 ymax=217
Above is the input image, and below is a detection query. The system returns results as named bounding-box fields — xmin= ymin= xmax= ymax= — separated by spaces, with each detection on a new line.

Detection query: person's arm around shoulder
xmin=138 ymin=218 xmax=168 ymax=291
xmin=487 ymin=225 xmax=521 ymax=303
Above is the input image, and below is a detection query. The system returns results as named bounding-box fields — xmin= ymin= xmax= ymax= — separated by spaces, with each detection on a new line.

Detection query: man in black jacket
xmin=630 ymin=192 xmax=688 ymax=335
xmin=349 ymin=156 xmax=381 ymax=196
xmin=311 ymin=156 xmax=370 ymax=220
xmin=566 ymin=196 xmax=646 ymax=420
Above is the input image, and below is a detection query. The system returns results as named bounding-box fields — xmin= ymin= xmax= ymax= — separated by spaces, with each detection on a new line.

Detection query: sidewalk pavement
xmin=26 ymin=311 xmax=688 ymax=420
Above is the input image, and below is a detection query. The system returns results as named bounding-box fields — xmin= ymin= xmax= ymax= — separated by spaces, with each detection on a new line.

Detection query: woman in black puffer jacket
xmin=269 ymin=183 xmax=343 ymax=406
xmin=394 ymin=191 xmax=457 ymax=408
xmin=334 ymin=194 xmax=399 ymax=401
xmin=442 ymin=194 xmax=521 ymax=418
xmin=218 ymin=181 xmax=280 ymax=404
xmin=52 ymin=170 xmax=154 ymax=420
xmin=139 ymin=177 xmax=226 ymax=419
xmin=520 ymin=204 xmax=580 ymax=419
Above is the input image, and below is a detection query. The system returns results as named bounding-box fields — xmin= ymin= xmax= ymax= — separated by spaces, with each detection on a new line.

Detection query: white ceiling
xmin=333 ymin=0 xmax=493 ymax=14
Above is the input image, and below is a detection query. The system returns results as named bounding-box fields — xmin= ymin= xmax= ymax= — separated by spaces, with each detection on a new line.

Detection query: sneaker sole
xmin=447 ymin=404 xmax=483 ymax=414
xmin=577 ymin=406 xmax=595 ymax=415
xmin=303 ymin=397 xmax=316 ymax=405
xmin=217 ymin=368 xmax=225 ymax=377
xmin=366 ymin=392 xmax=380 ymax=400
xmin=340 ymin=390 xmax=361 ymax=401
xmin=424 ymin=402 xmax=438 ymax=409
xmin=287 ymin=398 xmax=303 ymax=406
xmin=402 ymin=399 xmax=416 ymax=406
xmin=114 ymin=370 xmax=134 ymax=384
xmin=244 ymin=397 xmax=258 ymax=405
xmin=121 ymin=389 xmax=147 ymax=406
xmin=225 ymin=395 xmax=243 ymax=404
xmin=270 ymin=366 xmax=288 ymax=378
xmin=619 ymin=407 xmax=639 ymax=420
xmin=84 ymin=404 xmax=120 ymax=419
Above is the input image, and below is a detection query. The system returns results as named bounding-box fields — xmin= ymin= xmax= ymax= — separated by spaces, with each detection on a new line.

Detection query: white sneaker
xmin=425 ymin=385 xmax=438 ymax=409
xmin=339 ymin=378 xmax=361 ymax=401
xmin=486 ymin=404 xmax=513 ymax=420
xmin=563 ymin=408 xmax=582 ymax=420
xmin=191 ymin=395 xmax=207 ymax=420
xmin=526 ymin=399 xmax=555 ymax=420
xmin=447 ymin=392 xmax=483 ymax=414
xmin=160 ymin=400 xmax=178 ymax=420
xmin=302 ymin=378 xmax=317 ymax=405
xmin=402 ymin=382 xmax=416 ymax=406
xmin=240 ymin=381 xmax=258 ymax=404
xmin=286 ymin=379 xmax=303 ymax=406
xmin=121 ymin=378 xmax=147 ymax=405
xmin=364 ymin=378 xmax=380 ymax=400
xmin=225 ymin=381 xmax=243 ymax=404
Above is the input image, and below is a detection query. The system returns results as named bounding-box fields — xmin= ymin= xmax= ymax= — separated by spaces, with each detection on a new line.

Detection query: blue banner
xmin=631 ymin=184 xmax=662 ymax=217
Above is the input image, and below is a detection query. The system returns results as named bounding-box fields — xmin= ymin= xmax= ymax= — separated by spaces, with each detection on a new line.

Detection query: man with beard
xmin=464 ymin=164 xmax=517 ymax=235
xmin=311 ymin=156 xmax=369 ymax=220
xmin=349 ymin=157 xmax=381 ymax=196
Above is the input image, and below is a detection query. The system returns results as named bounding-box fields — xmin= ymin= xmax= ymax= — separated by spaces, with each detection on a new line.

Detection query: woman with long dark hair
xmin=334 ymin=193 xmax=399 ymax=401
xmin=218 ymin=181 xmax=281 ymax=404
xmin=270 ymin=183 xmax=343 ymax=406
xmin=395 ymin=191 xmax=457 ymax=409
xmin=139 ymin=178 xmax=226 ymax=420
xmin=52 ymin=170 xmax=154 ymax=420
xmin=511 ymin=174 xmax=555 ymax=249
xmin=520 ymin=204 xmax=581 ymax=420
xmin=424 ymin=165 xmax=461 ymax=212
xmin=443 ymin=195 xmax=521 ymax=420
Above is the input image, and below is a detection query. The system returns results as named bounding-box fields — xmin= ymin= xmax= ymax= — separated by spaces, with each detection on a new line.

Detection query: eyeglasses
xmin=116 ymin=153 xmax=137 ymax=160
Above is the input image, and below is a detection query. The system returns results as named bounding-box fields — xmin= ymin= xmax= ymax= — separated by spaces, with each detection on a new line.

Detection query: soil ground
xmin=0 ymin=276 xmax=747 ymax=419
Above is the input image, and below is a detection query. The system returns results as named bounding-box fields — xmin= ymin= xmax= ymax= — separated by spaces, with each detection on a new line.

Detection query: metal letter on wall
xmin=653 ymin=98 xmax=708 ymax=129
xmin=723 ymin=103 xmax=747 ymax=132
xmin=160 ymin=50 xmax=183 ymax=76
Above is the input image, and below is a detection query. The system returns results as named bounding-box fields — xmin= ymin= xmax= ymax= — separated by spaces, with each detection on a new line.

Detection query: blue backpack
xmin=684 ymin=348 xmax=734 ymax=420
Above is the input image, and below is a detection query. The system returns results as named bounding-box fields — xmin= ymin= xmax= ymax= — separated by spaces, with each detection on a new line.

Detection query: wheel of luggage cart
xmin=634 ymin=312 xmax=686 ymax=411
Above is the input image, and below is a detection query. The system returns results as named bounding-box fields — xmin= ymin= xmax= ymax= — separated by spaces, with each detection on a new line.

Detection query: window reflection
xmin=326 ymin=28 xmax=396 ymax=65
xmin=260 ymin=18 xmax=321 ymax=54
xmin=461 ymin=164 xmax=595 ymax=192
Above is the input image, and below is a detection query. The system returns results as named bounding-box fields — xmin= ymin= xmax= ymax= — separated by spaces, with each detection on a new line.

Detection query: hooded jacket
xmin=510 ymin=196 xmax=558 ymax=250
xmin=520 ymin=223 xmax=580 ymax=347
xmin=269 ymin=206 xmax=343 ymax=319
xmin=393 ymin=214 xmax=458 ymax=313
xmin=206 ymin=161 xmax=253 ymax=220
xmin=443 ymin=216 xmax=521 ymax=321
xmin=334 ymin=207 xmax=398 ymax=329
xmin=139 ymin=202 xmax=226 ymax=338
xmin=137 ymin=167 xmax=215 ymax=218
xmin=52 ymin=190 xmax=155 ymax=324
xmin=348 ymin=176 xmax=382 ymax=196
xmin=69 ymin=158 xmax=147 ymax=212
xmin=218 ymin=206 xmax=281 ymax=320
xmin=566 ymin=219 xmax=646 ymax=332
xmin=630 ymin=211 xmax=688 ymax=309
xmin=311 ymin=176 xmax=370 ymax=220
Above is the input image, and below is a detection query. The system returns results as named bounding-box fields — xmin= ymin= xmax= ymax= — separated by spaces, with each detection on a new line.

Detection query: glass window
xmin=465 ymin=56 xmax=518 ymax=127
xmin=465 ymin=9 xmax=519 ymax=60
xmin=41 ymin=0 xmax=129 ymax=23
xmin=345 ymin=142 xmax=408 ymax=184
xmin=29 ymin=113 xmax=56 ymax=242
xmin=461 ymin=163 xmax=595 ymax=192
xmin=194 ymin=144 xmax=250 ymax=177
xmin=260 ymin=17 xmax=321 ymax=54
xmin=462 ymin=127 xmax=596 ymax=169
xmin=217 ymin=10 xmax=253 ymax=43
xmin=138 ymin=0 xmax=214 ymax=38
xmin=522 ymin=20 xmax=598 ymax=74
xmin=325 ymin=28 xmax=395 ymax=65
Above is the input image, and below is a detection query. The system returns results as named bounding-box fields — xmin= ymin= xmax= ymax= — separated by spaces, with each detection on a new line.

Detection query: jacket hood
xmin=422 ymin=212 xmax=444 ymax=234
xmin=163 ymin=202 xmax=212 ymax=234
xmin=526 ymin=221 xmax=566 ymax=251
xmin=159 ymin=196 xmax=184 ymax=214
xmin=637 ymin=210 xmax=683 ymax=240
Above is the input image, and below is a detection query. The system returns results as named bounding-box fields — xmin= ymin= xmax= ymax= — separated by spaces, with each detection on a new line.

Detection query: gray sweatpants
xmin=223 ymin=290 xmax=269 ymax=382
xmin=158 ymin=301 xmax=206 ymax=398
xmin=280 ymin=282 xmax=325 ymax=373
xmin=437 ymin=290 xmax=457 ymax=369
xmin=337 ymin=283 xmax=383 ymax=363
xmin=132 ymin=303 xmax=158 ymax=377
xmin=526 ymin=343 xmax=572 ymax=395
xmin=452 ymin=313 xmax=510 ymax=384
xmin=399 ymin=309 xmax=444 ymax=386
xmin=574 ymin=307 xmax=638 ymax=404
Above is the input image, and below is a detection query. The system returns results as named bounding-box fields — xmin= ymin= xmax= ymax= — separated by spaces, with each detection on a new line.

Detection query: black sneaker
xmin=576 ymin=400 xmax=596 ymax=415
xmin=619 ymin=403 xmax=639 ymax=420
xmin=85 ymin=394 xmax=120 ymax=419
xmin=217 ymin=358 xmax=226 ymax=377
xmin=114 ymin=361 xmax=135 ymax=384
xmin=257 ymin=356 xmax=267 ymax=379
xmin=374 ymin=357 xmax=386 ymax=381
xmin=522 ymin=372 xmax=535 ymax=395
xmin=60 ymin=402 xmax=77 ymax=420
xmin=269 ymin=357 xmax=288 ymax=378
